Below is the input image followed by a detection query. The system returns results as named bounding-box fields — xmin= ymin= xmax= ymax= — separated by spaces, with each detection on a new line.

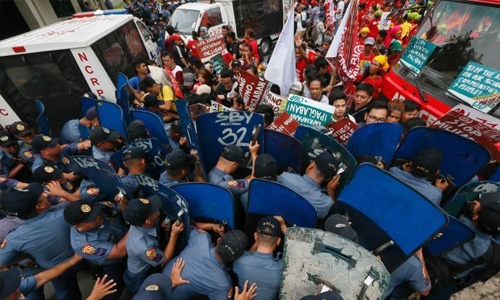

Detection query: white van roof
xmin=0 ymin=15 xmax=135 ymax=56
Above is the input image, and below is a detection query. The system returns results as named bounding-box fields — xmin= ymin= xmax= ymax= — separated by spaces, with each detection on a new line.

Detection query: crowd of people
xmin=1 ymin=0 xmax=500 ymax=300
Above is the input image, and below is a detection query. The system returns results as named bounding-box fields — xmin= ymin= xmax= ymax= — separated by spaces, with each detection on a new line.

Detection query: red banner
xmin=238 ymin=72 xmax=270 ymax=110
xmin=327 ymin=118 xmax=358 ymax=146
xmin=268 ymin=112 xmax=300 ymax=136
xmin=164 ymin=66 xmax=184 ymax=99
xmin=195 ymin=36 xmax=226 ymax=62
xmin=430 ymin=110 xmax=500 ymax=160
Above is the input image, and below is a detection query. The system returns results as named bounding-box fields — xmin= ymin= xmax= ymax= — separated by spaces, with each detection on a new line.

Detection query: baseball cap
xmin=215 ymin=230 xmax=248 ymax=263
xmin=314 ymin=152 xmax=340 ymax=180
xmin=478 ymin=192 xmax=500 ymax=235
xmin=9 ymin=121 xmax=35 ymax=137
xmin=221 ymin=145 xmax=244 ymax=163
xmin=64 ymin=200 xmax=103 ymax=225
xmin=300 ymin=291 xmax=344 ymax=300
xmin=412 ymin=147 xmax=443 ymax=178
xmin=123 ymin=146 xmax=145 ymax=161
xmin=127 ymin=120 xmax=148 ymax=141
xmin=33 ymin=165 xmax=64 ymax=183
xmin=290 ymin=81 xmax=303 ymax=95
xmin=124 ymin=196 xmax=162 ymax=226
xmin=254 ymin=154 xmax=278 ymax=180
xmin=165 ymin=149 xmax=195 ymax=171
xmin=231 ymin=60 xmax=242 ymax=69
xmin=183 ymin=72 xmax=195 ymax=86
xmin=89 ymin=127 xmax=119 ymax=146
xmin=171 ymin=34 xmax=182 ymax=42
xmin=132 ymin=273 xmax=173 ymax=300
xmin=256 ymin=216 xmax=281 ymax=237
xmin=196 ymin=84 xmax=212 ymax=95
xmin=0 ymin=267 xmax=22 ymax=299
xmin=0 ymin=183 xmax=44 ymax=218
xmin=0 ymin=130 xmax=18 ymax=147
xmin=364 ymin=37 xmax=376 ymax=46
xmin=85 ymin=107 xmax=98 ymax=120
xmin=31 ymin=135 xmax=59 ymax=153
xmin=324 ymin=214 xmax=359 ymax=243
xmin=143 ymin=94 xmax=165 ymax=108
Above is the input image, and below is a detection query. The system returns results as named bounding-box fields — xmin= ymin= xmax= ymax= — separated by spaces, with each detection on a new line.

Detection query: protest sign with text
xmin=327 ymin=118 xmax=358 ymax=146
xmin=263 ymin=91 xmax=287 ymax=118
xmin=284 ymin=94 xmax=333 ymax=126
xmin=195 ymin=36 xmax=227 ymax=62
xmin=238 ymin=72 xmax=271 ymax=110
xmin=268 ymin=111 xmax=300 ymax=136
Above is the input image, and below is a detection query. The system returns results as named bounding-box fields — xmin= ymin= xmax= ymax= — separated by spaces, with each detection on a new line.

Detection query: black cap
xmin=123 ymin=146 xmax=145 ymax=161
xmin=127 ymin=120 xmax=148 ymax=141
xmin=300 ymin=291 xmax=344 ymax=300
xmin=33 ymin=165 xmax=64 ymax=183
xmin=9 ymin=121 xmax=35 ymax=137
xmin=412 ymin=147 xmax=443 ymax=178
xmin=215 ymin=230 xmax=247 ymax=263
xmin=231 ymin=60 xmax=242 ymax=68
xmin=31 ymin=135 xmax=58 ymax=153
xmin=254 ymin=154 xmax=278 ymax=180
xmin=89 ymin=127 xmax=119 ymax=146
xmin=0 ymin=130 xmax=18 ymax=147
xmin=256 ymin=216 xmax=282 ymax=237
xmin=314 ymin=152 xmax=340 ymax=180
xmin=144 ymin=94 xmax=165 ymax=108
xmin=478 ymin=192 xmax=500 ymax=235
xmin=324 ymin=214 xmax=359 ymax=243
xmin=124 ymin=196 xmax=162 ymax=226
xmin=64 ymin=200 xmax=103 ymax=225
xmin=0 ymin=267 xmax=22 ymax=299
xmin=0 ymin=183 xmax=44 ymax=218
xmin=165 ymin=149 xmax=195 ymax=171
xmin=221 ymin=145 xmax=244 ymax=163
xmin=132 ymin=273 xmax=173 ymax=300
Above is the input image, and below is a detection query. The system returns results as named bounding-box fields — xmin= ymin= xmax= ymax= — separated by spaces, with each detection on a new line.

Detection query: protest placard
xmin=268 ymin=111 xmax=300 ymax=136
xmin=195 ymin=36 xmax=227 ymax=62
xmin=210 ymin=100 xmax=234 ymax=112
xmin=238 ymin=72 xmax=270 ymax=110
xmin=211 ymin=54 xmax=227 ymax=76
xmin=327 ymin=118 xmax=358 ymax=146
xmin=263 ymin=91 xmax=287 ymax=118
xmin=284 ymin=94 xmax=333 ymax=126
xmin=400 ymin=37 xmax=437 ymax=75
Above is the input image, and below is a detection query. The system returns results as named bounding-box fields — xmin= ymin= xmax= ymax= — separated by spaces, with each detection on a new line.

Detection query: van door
xmin=200 ymin=6 xmax=227 ymax=38
xmin=134 ymin=18 xmax=161 ymax=65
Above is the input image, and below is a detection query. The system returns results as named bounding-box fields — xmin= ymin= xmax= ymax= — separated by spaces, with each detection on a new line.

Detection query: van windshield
xmin=169 ymin=9 xmax=199 ymax=35
xmin=394 ymin=0 xmax=500 ymax=113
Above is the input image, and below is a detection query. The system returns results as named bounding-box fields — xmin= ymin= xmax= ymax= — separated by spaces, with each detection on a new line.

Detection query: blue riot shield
xmin=346 ymin=123 xmax=404 ymax=168
xmin=336 ymin=163 xmax=449 ymax=272
xmin=131 ymin=110 xmax=172 ymax=150
xmin=35 ymin=99 xmax=50 ymax=136
xmin=264 ymin=129 xmax=302 ymax=174
xmin=425 ymin=215 xmax=474 ymax=256
xmin=196 ymin=111 xmax=264 ymax=173
xmin=110 ymin=138 xmax=168 ymax=180
xmin=70 ymin=155 xmax=125 ymax=199
xmin=171 ymin=182 xmax=235 ymax=230
xmin=135 ymin=174 xmax=190 ymax=253
xmin=116 ymin=72 xmax=131 ymax=125
xmin=294 ymin=126 xmax=357 ymax=193
xmin=280 ymin=228 xmax=391 ymax=300
xmin=96 ymin=100 xmax=127 ymax=137
xmin=393 ymin=127 xmax=491 ymax=188
xmin=443 ymin=181 xmax=500 ymax=217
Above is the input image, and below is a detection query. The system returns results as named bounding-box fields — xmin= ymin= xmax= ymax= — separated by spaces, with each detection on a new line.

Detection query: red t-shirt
xmin=296 ymin=58 xmax=308 ymax=83
xmin=187 ymin=40 xmax=199 ymax=58
xmin=247 ymin=39 xmax=260 ymax=62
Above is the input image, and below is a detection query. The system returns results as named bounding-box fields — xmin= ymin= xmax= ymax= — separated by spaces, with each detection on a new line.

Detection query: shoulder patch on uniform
xmin=0 ymin=238 xmax=7 ymax=249
xmin=23 ymin=150 xmax=33 ymax=158
xmin=61 ymin=157 xmax=70 ymax=165
xmin=0 ymin=177 xmax=6 ymax=183
xmin=81 ymin=244 xmax=97 ymax=255
xmin=145 ymin=284 xmax=159 ymax=291
xmin=86 ymin=187 xmax=100 ymax=196
xmin=227 ymin=180 xmax=238 ymax=187
xmin=145 ymin=248 xmax=162 ymax=262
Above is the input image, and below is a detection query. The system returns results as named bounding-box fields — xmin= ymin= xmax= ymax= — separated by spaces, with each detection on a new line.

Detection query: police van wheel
xmin=260 ymin=37 xmax=272 ymax=57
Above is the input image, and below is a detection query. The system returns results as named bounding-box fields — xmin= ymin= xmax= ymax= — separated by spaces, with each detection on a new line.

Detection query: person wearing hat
xmin=421 ymin=192 xmax=500 ymax=299
xmin=34 ymin=164 xmax=80 ymax=203
xmin=389 ymin=147 xmax=448 ymax=205
xmin=131 ymin=266 xmax=191 ymax=300
xmin=31 ymin=134 xmax=90 ymax=177
xmin=231 ymin=59 xmax=242 ymax=79
xmin=119 ymin=146 xmax=147 ymax=196
xmin=0 ymin=183 xmax=83 ymax=299
xmin=172 ymin=34 xmax=189 ymax=68
xmin=182 ymin=72 xmax=196 ymax=97
xmin=166 ymin=120 xmax=188 ymax=151
xmin=89 ymin=127 xmax=127 ymax=164
xmin=159 ymin=149 xmax=204 ymax=187
xmin=278 ymin=152 xmax=342 ymax=219
xmin=127 ymin=120 xmax=150 ymax=142
xmin=59 ymin=106 xmax=99 ymax=144
xmin=0 ymin=129 xmax=32 ymax=182
xmin=123 ymin=196 xmax=185 ymax=294
xmin=208 ymin=143 xmax=260 ymax=197
xmin=64 ymin=200 xmax=129 ymax=300
xmin=8 ymin=121 xmax=35 ymax=147
xmin=233 ymin=216 xmax=287 ymax=300
xmin=162 ymin=229 xmax=248 ymax=299
xmin=359 ymin=37 xmax=376 ymax=72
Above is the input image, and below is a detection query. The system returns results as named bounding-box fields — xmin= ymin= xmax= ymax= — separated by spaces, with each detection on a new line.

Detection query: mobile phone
xmin=251 ymin=124 xmax=262 ymax=145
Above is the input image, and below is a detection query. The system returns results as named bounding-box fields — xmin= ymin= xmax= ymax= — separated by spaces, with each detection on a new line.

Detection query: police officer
xmin=159 ymin=149 xmax=203 ymax=187
xmin=59 ymin=107 xmax=99 ymax=144
xmin=0 ymin=182 xmax=83 ymax=299
xmin=208 ymin=144 xmax=259 ymax=197
xmin=34 ymin=164 xmax=79 ymax=203
xmin=123 ymin=196 xmax=184 ymax=294
xmin=64 ymin=200 xmax=129 ymax=300
xmin=119 ymin=146 xmax=147 ymax=197
xmin=89 ymin=127 xmax=127 ymax=164
xmin=233 ymin=216 xmax=287 ymax=300
xmin=277 ymin=152 xmax=341 ymax=219
xmin=0 ymin=130 xmax=31 ymax=182
xmin=8 ymin=121 xmax=38 ymax=169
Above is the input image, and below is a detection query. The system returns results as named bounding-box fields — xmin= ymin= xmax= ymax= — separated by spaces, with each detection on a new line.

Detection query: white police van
xmin=0 ymin=10 xmax=160 ymax=134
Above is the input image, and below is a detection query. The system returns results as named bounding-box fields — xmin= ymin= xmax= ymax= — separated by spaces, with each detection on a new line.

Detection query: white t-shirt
xmin=335 ymin=1 xmax=345 ymax=19
xmin=295 ymin=12 xmax=307 ymax=32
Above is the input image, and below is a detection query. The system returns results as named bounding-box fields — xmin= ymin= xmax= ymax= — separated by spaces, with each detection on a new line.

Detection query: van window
xmin=91 ymin=21 xmax=149 ymax=83
xmin=201 ymin=8 xmax=223 ymax=29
